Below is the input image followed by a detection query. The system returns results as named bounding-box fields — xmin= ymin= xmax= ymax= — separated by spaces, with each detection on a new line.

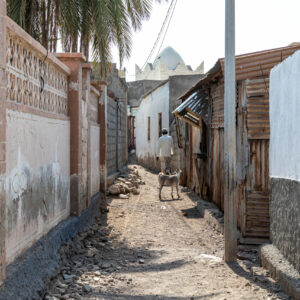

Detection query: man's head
xmin=162 ymin=128 xmax=168 ymax=135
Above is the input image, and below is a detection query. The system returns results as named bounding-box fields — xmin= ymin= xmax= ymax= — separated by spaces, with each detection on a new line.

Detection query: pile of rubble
xmin=108 ymin=166 xmax=145 ymax=198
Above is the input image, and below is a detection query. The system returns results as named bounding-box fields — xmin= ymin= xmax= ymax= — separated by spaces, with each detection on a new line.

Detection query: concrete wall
xmin=0 ymin=10 xmax=108 ymax=285
xmin=136 ymin=82 xmax=170 ymax=169
xmin=107 ymin=97 xmax=127 ymax=175
xmin=90 ymin=125 xmax=100 ymax=197
xmin=127 ymin=80 xmax=163 ymax=107
xmin=5 ymin=110 xmax=70 ymax=264
xmin=269 ymin=50 xmax=300 ymax=272
xmin=105 ymin=65 xmax=128 ymax=176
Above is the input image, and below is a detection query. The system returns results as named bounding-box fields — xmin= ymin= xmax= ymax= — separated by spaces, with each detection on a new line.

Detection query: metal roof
xmin=219 ymin=43 xmax=300 ymax=81
xmin=173 ymin=88 xmax=209 ymax=127
xmin=178 ymin=43 xmax=300 ymax=100
xmin=173 ymin=44 xmax=300 ymax=127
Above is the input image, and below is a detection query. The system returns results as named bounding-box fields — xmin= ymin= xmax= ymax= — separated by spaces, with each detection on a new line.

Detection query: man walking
xmin=156 ymin=128 xmax=174 ymax=174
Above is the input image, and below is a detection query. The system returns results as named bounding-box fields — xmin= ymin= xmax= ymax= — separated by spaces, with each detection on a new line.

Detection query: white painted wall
xmin=136 ymin=82 xmax=170 ymax=162
xmin=90 ymin=124 xmax=100 ymax=196
xmin=270 ymin=50 xmax=300 ymax=180
xmin=5 ymin=110 xmax=70 ymax=264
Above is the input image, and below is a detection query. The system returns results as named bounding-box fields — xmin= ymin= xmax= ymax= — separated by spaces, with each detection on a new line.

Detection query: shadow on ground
xmin=44 ymin=208 xmax=192 ymax=299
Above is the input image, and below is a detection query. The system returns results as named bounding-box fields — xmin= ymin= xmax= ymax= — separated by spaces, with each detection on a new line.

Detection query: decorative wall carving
xmin=6 ymin=30 xmax=68 ymax=115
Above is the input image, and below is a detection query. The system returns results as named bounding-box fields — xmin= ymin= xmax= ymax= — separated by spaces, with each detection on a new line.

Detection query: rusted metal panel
xmin=246 ymin=77 xmax=270 ymax=139
xmin=236 ymin=82 xmax=248 ymax=235
xmin=245 ymin=191 xmax=270 ymax=238
xmin=219 ymin=44 xmax=300 ymax=81
xmin=211 ymin=83 xmax=225 ymax=128
xmin=245 ymin=139 xmax=270 ymax=238
xmin=248 ymin=139 xmax=269 ymax=192
xmin=209 ymin=128 xmax=225 ymax=210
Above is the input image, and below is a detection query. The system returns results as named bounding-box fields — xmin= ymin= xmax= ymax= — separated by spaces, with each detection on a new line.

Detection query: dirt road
xmin=45 ymin=165 xmax=289 ymax=300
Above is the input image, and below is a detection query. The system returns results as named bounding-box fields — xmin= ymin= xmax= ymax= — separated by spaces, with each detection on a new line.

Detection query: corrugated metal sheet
xmin=211 ymin=84 xmax=224 ymax=128
xmin=183 ymin=44 xmax=300 ymax=99
xmin=219 ymin=44 xmax=300 ymax=81
xmin=246 ymin=77 xmax=270 ymax=139
xmin=245 ymin=192 xmax=270 ymax=238
xmin=248 ymin=139 xmax=269 ymax=192
xmin=209 ymin=128 xmax=225 ymax=210
xmin=245 ymin=139 xmax=270 ymax=238
xmin=173 ymin=89 xmax=209 ymax=127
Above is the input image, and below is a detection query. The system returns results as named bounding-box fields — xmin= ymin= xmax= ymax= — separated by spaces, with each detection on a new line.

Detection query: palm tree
xmin=7 ymin=0 xmax=166 ymax=77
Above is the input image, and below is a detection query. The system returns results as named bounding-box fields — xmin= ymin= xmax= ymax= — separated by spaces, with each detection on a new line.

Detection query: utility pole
xmin=224 ymin=0 xmax=237 ymax=262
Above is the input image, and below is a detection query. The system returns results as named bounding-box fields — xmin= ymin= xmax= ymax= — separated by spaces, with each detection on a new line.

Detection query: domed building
xmin=135 ymin=46 xmax=204 ymax=81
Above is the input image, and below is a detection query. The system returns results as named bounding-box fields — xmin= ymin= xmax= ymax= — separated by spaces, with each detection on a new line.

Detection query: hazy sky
xmin=112 ymin=0 xmax=300 ymax=81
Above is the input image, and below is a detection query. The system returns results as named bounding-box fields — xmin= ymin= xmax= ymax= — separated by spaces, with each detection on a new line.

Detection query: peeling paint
xmin=6 ymin=162 xmax=69 ymax=234
xmin=5 ymin=109 xmax=70 ymax=264
xmin=69 ymin=81 xmax=79 ymax=91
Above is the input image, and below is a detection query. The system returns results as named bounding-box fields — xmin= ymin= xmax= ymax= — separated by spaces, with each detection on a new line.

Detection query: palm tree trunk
xmin=41 ymin=0 xmax=47 ymax=48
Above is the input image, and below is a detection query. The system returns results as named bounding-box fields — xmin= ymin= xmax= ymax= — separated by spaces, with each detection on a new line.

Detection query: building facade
xmin=135 ymin=46 xmax=204 ymax=81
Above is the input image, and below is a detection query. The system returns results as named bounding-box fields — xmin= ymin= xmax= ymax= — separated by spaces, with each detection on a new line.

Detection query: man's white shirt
xmin=156 ymin=135 xmax=174 ymax=157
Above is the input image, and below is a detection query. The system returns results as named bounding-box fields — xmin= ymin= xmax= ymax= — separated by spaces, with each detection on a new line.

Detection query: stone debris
xmin=44 ymin=220 xmax=135 ymax=299
xmin=119 ymin=194 xmax=129 ymax=199
xmin=108 ymin=166 xmax=142 ymax=197
xmin=108 ymin=185 xmax=120 ymax=195
xmin=132 ymin=188 xmax=140 ymax=195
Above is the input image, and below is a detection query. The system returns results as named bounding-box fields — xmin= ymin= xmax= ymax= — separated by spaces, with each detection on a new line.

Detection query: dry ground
xmin=45 ymin=164 xmax=290 ymax=300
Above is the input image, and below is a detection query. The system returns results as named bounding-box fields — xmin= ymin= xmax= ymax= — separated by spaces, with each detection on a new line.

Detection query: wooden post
xmin=224 ymin=0 xmax=237 ymax=262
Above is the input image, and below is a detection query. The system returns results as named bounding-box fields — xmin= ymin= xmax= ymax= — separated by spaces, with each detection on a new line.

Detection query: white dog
xmin=158 ymin=170 xmax=182 ymax=200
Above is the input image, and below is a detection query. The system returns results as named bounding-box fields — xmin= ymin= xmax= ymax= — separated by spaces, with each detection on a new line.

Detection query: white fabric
xmin=156 ymin=135 xmax=174 ymax=157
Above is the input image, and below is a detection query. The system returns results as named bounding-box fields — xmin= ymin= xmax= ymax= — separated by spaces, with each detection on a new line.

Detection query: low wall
xmin=270 ymin=178 xmax=300 ymax=272
xmin=0 ymin=193 xmax=103 ymax=300
xmin=5 ymin=110 xmax=70 ymax=264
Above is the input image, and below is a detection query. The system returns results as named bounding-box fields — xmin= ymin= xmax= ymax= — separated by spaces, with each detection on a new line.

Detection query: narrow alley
xmin=44 ymin=165 xmax=288 ymax=300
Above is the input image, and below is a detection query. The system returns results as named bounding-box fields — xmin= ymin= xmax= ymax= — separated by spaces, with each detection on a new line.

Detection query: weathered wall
xmin=136 ymin=82 xmax=170 ymax=169
xmin=107 ymin=97 xmax=127 ymax=175
xmin=269 ymin=50 xmax=300 ymax=272
xmin=90 ymin=124 xmax=100 ymax=197
xmin=105 ymin=65 xmax=128 ymax=176
xmin=127 ymin=80 xmax=163 ymax=107
xmin=4 ymin=18 xmax=72 ymax=268
xmin=0 ymin=10 xmax=109 ymax=286
xmin=5 ymin=110 xmax=70 ymax=264
xmin=107 ymin=97 xmax=117 ymax=175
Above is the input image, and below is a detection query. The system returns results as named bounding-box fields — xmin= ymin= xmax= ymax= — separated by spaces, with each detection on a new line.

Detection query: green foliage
xmin=7 ymin=0 xmax=167 ymax=78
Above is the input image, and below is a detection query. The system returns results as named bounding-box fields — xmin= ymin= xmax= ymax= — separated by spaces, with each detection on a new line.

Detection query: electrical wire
xmin=141 ymin=0 xmax=176 ymax=70
xmin=153 ymin=0 xmax=178 ymax=63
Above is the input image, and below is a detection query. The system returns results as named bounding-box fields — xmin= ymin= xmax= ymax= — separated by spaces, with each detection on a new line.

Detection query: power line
xmin=153 ymin=0 xmax=177 ymax=64
xmin=141 ymin=0 xmax=176 ymax=70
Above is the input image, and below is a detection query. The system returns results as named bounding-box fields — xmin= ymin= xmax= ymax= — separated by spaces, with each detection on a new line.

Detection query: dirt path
xmin=45 ymin=164 xmax=289 ymax=300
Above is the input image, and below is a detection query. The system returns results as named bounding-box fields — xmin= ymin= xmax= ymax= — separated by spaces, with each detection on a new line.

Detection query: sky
xmin=112 ymin=0 xmax=300 ymax=81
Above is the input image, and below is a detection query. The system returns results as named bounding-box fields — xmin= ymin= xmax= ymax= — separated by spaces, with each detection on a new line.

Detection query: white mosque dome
xmin=152 ymin=46 xmax=185 ymax=70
